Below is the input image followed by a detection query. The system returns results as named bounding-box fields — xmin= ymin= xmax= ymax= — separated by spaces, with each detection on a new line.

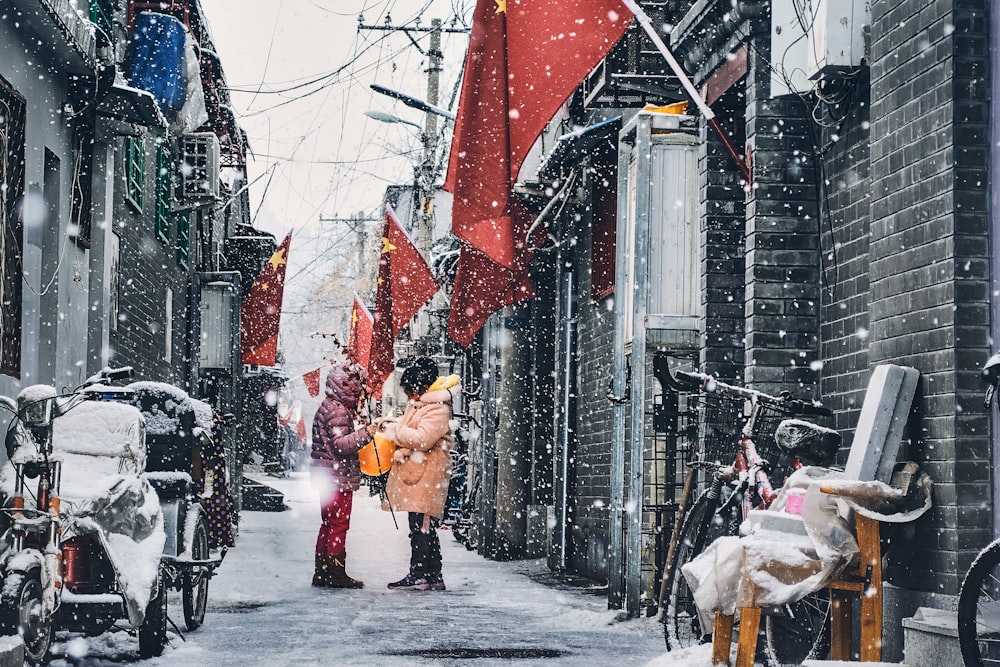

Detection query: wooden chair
xmin=710 ymin=494 xmax=884 ymax=666
xmin=709 ymin=365 xmax=918 ymax=665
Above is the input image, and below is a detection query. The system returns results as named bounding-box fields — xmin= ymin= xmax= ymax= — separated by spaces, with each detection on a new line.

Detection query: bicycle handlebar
xmin=666 ymin=369 xmax=831 ymax=415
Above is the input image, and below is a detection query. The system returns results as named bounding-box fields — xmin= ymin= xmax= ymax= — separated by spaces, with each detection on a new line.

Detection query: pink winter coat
xmin=382 ymin=387 xmax=454 ymax=519
xmin=310 ymin=361 xmax=371 ymax=492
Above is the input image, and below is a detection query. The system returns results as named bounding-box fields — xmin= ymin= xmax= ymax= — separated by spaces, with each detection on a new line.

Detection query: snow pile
xmin=52 ymin=400 xmax=146 ymax=471
xmin=129 ymin=381 xmax=193 ymax=436
xmin=188 ymin=397 xmax=214 ymax=432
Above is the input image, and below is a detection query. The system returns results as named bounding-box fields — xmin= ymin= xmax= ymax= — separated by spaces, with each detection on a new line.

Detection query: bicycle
xmin=958 ymin=353 xmax=1000 ymax=666
xmin=660 ymin=369 xmax=841 ymax=665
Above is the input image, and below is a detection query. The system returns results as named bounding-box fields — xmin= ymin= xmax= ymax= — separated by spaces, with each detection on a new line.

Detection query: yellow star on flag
xmin=267 ymin=248 xmax=287 ymax=271
xmin=381 ymin=237 xmax=397 ymax=254
xmin=495 ymin=0 xmax=505 ymax=14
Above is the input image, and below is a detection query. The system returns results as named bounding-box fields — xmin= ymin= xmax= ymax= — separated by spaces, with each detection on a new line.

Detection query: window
xmin=0 ymin=75 xmax=24 ymax=378
xmin=155 ymin=143 xmax=171 ymax=242
xmin=124 ymin=136 xmax=144 ymax=211
xmin=70 ymin=129 xmax=94 ymax=247
xmin=89 ymin=0 xmax=113 ymax=42
xmin=176 ymin=211 xmax=190 ymax=268
xmin=110 ymin=233 xmax=120 ymax=331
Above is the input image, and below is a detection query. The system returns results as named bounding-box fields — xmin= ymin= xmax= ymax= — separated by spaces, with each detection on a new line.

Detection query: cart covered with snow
xmin=129 ymin=381 xmax=229 ymax=631
xmin=50 ymin=398 xmax=166 ymax=636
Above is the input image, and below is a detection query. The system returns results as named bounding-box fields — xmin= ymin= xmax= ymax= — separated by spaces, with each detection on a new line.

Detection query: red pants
xmin=315 ymin=475 xmax=353 ymax=556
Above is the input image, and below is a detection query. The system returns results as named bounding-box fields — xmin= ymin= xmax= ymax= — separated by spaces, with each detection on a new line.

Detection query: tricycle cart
xmin=128 ymin=382 xmax=229 ymax=632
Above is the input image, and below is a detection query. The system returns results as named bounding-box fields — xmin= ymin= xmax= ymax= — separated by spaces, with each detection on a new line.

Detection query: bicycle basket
xmin=698 ymin=391 xmax=746 ymax=464
xmin=747 ymin=402 xmax=799 ymax=466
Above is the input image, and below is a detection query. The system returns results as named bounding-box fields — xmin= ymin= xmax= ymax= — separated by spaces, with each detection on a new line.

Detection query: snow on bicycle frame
xmin=51 ymin=395 xmax=165 ymax=627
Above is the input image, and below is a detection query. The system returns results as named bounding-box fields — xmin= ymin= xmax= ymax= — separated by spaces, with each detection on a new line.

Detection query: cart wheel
xmin=138 ymin=572 xmax=167 ymax=658
xmin=183 ymin=515 xmax=210 ymax=631
xmin=0 ymin=571 xmax=52 ymax=665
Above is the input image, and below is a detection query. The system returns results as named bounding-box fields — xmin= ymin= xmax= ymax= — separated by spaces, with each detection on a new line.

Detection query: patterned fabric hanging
xmin=200 ymin=413 xmax=235 ymax=549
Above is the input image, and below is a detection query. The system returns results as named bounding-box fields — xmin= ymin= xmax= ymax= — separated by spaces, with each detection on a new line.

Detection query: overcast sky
xmin=197 ymin=1 xmax=472 ymax=384
xmin=199 ymin=0 xmax=470 ymax=286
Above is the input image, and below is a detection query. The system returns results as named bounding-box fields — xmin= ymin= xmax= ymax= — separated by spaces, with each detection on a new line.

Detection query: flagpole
xmin=619 ymin=0 xmax=751 ymax=183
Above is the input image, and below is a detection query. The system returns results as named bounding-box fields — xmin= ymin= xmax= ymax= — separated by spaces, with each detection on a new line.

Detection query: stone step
xmin=0 ymin=636 xmax=24 ymax=667
xmin=802 ymin=661 xmax=910 ymax=667
xmin=901 ymin=606 xmax=961 ymax=666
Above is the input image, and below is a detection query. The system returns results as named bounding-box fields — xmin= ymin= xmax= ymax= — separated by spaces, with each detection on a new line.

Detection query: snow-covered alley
xmin=46 ymin=472 xmax=702 ymax=667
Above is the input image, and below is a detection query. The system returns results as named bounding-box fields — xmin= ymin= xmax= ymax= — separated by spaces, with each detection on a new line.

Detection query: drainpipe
xmin=990 ymin=1 xmax=1000 ymax=540
xmin=553 ymin=268 xmax=576 ymax=570
xmin=608 ymin=124 xmax=634 ymax=609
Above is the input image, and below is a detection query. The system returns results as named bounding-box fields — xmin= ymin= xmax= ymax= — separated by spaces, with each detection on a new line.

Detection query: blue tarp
xmin=124 ymin=12 xmax=188 ymax=117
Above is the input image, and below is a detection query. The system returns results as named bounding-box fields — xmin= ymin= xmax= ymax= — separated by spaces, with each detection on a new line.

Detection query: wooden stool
xmin=710 ymin=512 xmax=883 ymax=666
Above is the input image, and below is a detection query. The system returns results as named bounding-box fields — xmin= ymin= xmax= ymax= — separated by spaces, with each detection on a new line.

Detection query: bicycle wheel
xmin=663 ymin=486 xmax=740 ymax=650
xmin=763 ymin=589 xmax=831 ymax=665
xmin=959 ymin=540 xmax=1000 ymax=666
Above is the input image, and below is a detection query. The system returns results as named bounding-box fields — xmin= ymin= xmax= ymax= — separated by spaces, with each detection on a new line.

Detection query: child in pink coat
xmin=381 ymin=357 xmax=454 ymax=591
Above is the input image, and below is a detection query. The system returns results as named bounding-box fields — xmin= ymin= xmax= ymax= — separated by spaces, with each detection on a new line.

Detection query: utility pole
xmin=418 ymin=19 xmax=442 ymax=255
xmin=358 ymin=15 xmax=464 ymax=255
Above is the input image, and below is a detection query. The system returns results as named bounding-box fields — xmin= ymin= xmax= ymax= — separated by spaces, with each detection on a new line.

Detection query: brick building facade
xmin=468 ymin=0 xmax=994 ymax=658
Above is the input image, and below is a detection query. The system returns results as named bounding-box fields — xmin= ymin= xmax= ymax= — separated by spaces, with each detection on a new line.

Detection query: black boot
xmin=312 ymin=554 xmax=332 ymax=587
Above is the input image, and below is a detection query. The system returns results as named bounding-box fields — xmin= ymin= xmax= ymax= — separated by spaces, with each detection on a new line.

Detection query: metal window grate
xmin=155 ymin=144 xmax=171 ymax=242
xmin=642 ymin=388 xmax=696 ymax=612
xmin=176 ymin=211 xmax=190 ymax=268
xmin=0 ymin=75 xmax=25 ymax=378
xmin=125 ymin=136 xmax=144 ymax=212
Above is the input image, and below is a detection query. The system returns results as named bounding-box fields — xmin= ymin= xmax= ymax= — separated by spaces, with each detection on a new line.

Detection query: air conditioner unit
xmin=805 ymin=0 xmax=870 ymax=79
xmin=770 ymin=0 xmax=870 ymax=96
xmin=180 ymin=133 xmax=220 ymax=200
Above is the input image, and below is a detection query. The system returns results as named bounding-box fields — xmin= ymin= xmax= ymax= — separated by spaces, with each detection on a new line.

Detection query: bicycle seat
xmin=982 ymin=353 xmax=1000 ymax=384
xmin=774 ymin=419 xmax=842 ymax=466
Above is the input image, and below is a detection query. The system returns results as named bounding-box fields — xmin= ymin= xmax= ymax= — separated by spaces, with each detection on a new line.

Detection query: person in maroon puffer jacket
xmin=310 ymin=360 xmax=376 ymax=588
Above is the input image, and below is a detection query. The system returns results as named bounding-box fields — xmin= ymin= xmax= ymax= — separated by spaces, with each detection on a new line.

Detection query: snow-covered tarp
xmin=128 ymin=381 xmax=208 ymax=437
xmin=124 ymin=12 xmax=208 ymax=133
xmin=0 ymin=399 xmax=164 ymax=628
xmin=681 ymin=465 xmax=932 ymax=623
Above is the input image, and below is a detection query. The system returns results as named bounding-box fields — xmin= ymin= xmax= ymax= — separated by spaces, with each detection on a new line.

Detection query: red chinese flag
xmin=445 ymin=0 xmax=633 ymax=346
xmin=368 ymin=207 xmax=440 ymax=395
xmin=347 ymin=294 xmax=373 ymax=370
xmin=240 ymin=233 xmax=291 ymax=365
xmin=303 ymin=368 xmax=321 ymax=398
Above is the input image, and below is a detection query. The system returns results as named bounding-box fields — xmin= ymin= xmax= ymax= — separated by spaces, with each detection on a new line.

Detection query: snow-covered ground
xmin=45 ymin=472 xmax=726 ymax=666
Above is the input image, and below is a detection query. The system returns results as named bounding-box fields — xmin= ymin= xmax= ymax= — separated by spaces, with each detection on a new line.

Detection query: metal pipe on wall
xmin=553 ymin=268 xmax=576 ymax=571
xmin=608 ymin=127 xmax=634 ymax=608
xmin=990 ymin=0 xmax=1000 ymax=540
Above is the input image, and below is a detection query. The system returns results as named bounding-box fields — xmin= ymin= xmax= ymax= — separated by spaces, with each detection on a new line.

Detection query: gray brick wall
xmin=570 ymin=262 xmax=616 ymax=581
xmin=744 ymin=40 xmax=822 ymax=398
xmin=701 ymin=87 xmax=747 ymax=382
xmin=816 ymin=68 xmax=872 ymax=451
xmin=869 ymin=0 xmax=991 ymax=594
